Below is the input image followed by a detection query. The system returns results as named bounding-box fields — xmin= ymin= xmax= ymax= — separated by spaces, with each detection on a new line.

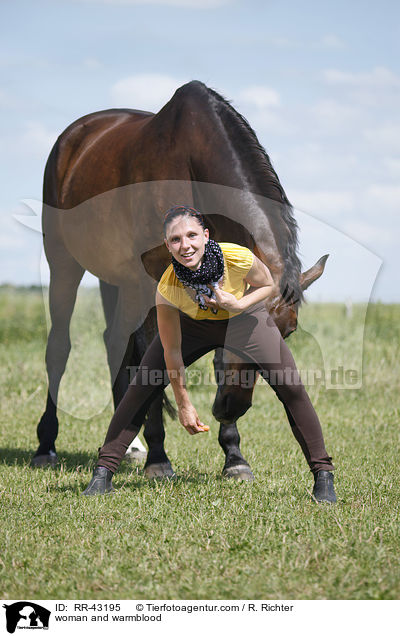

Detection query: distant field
xmin=0 ymin=286 xmax=399 ymax=600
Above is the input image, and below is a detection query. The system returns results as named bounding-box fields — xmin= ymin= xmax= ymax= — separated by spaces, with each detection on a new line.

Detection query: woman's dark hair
xmin=163 ymin=205 xmax=206 ymax=235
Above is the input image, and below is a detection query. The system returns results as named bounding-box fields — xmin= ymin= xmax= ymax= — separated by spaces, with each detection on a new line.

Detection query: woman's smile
xmin=178 ymin=249 xmax=200 ymax=269
xmin=181 ymin=251 xmax=195 ymax=261
xmin=164 ymin=217 xmax=209 ymax=271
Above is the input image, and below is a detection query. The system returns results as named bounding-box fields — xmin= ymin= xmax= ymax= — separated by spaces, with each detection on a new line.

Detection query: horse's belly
xmin=56 ymin=195 xmax=160 ymax=286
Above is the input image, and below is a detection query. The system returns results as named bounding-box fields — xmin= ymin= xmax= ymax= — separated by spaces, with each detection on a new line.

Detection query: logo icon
xmin=2 ymin=602 xmax=51 ymax=633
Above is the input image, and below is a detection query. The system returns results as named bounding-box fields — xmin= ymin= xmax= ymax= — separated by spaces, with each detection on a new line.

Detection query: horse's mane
xmin=204 ymin=84 xmax=303 ymax=306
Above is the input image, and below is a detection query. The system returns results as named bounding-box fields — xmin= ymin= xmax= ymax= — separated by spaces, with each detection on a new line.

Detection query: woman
xmin=84 ymin=205 xmax=336 ymax=502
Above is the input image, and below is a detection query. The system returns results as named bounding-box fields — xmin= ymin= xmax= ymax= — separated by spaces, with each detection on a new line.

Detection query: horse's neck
xmin=192 ymin=181 xmax=286 ymax=283
xmin=185 ymin=107 xmax=287 ymax=282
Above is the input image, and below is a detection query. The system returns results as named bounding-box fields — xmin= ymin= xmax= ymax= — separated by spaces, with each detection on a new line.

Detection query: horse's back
xmin=45 ymin=109 xmax=154 ymax=208
xmin=58 ymin=108 xmax=153 ymax=156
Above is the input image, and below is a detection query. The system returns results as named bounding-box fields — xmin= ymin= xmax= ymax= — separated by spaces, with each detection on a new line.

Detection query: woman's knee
xmin=268 ymin=370 xmax=305 ymax=403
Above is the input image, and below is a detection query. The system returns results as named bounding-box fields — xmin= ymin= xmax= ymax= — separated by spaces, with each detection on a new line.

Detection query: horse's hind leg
xmin=100 ymin=279 xmax=135 ymax=408
xmin=32 ymin=257 xmax=84 ymax=466
xmin=99 ymin=281 xmax=147 ymax=459
xmin=99 ymin=284 xmax=173 ymax=476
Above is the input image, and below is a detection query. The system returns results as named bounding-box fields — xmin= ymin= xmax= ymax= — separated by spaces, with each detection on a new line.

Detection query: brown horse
xmin=32 ymin=80 xmax=327 ymax=479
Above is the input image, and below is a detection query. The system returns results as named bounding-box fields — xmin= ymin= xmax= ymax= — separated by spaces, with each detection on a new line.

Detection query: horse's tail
xmin=162 ymin=392 xmax=177 ymax=420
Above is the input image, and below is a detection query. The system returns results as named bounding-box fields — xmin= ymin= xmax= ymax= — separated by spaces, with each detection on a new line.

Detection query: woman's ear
xmin=164 ymin=238 xmax=170 ymax=251
xmin=204 ymin=228 xmax=210 ymax=242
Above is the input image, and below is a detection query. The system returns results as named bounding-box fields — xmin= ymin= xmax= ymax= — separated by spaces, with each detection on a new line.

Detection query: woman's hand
xmin=202 ymin=285 xmax=242 ymax=312
xmin=203 ymin=257 xmax=274 ymax=313
xmin=178 ymin=403 xmax=210 ymax=435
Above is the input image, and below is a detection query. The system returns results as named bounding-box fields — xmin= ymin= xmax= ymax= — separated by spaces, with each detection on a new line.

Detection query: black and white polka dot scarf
xmin=171 ymin=239 xmax=224 ymax=313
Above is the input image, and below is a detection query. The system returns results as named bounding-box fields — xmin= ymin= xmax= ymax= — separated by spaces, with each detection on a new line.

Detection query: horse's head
xmin=212 ymin=254 xmax=328 ymax=423
xmin=266 ymin=254 xmax=329 ymax=338
xmin=266 ymin=290 xmax=299 ymax=339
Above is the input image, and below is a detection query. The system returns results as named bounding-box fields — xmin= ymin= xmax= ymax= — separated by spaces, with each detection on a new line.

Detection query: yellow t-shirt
xmin=157 ymin=242 xmax=254 ymax=320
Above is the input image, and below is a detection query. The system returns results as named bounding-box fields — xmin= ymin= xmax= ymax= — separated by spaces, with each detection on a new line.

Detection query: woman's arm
xmin=239 ymin=255 xmax=274 ymax=310
xmin=203 ymin=255 xmax=274 ymax=312
xmin=156 ymin=291 xmax=209 ymax=435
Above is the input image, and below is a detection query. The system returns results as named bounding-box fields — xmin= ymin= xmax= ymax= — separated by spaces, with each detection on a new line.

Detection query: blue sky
xmin=1 ymin=0 xmax=399 ymax=301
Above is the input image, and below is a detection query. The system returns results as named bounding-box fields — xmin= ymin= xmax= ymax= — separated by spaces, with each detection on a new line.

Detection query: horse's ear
xmin=141 ymin=244 xmax=171 ymax=281
xmin=300 ymin=254 xmax=329 ymax=291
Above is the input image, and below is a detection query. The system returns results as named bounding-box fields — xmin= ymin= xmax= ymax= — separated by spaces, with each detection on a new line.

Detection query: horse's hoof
xmin=144 ymin=462 xmax=176 ymax=479
xmin=31 ymin=451 xmax=59 ymax=468
xmin=223 ymin=464 xmax=255 ymax=481
xmin=125 ymin=448 xmax=147 ymax=462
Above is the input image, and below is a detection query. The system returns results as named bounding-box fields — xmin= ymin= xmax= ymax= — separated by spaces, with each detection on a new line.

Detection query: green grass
xmin=0 ymin=287 xmax=399 ymax=599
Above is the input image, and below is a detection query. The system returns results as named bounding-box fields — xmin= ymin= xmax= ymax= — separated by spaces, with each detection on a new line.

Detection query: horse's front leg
xmin=212 ymin=350 xmax=256 ymax=481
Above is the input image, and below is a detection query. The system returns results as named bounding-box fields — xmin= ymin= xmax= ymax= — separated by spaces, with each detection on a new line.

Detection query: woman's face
xmin=164 ymin=215 xmax=209 ymax=271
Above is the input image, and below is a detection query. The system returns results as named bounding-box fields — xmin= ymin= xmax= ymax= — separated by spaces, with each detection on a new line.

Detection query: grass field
xmin=0 ymin=286 xmax=399 ymax=600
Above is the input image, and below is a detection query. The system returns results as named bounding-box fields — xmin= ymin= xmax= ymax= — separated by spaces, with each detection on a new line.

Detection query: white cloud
xmin=265 ymin=34 xmax=345 ymax=50
xmin=311 ymin=99 xmax=362 ymax=132
xmin=323 ymin=66 xmax=400 ymax=89
xmin=234 ymin=85 xmax=292 ymax=136
xmin=76 ymin=0 xmax=230 ymax=6
xmin=83 ymin=57 xmax=102 ymax=70
xmin=273 ymin=143 xmax=359 ymax=190
xmin=19 ymin=122 xmax=58 ymax=157
xmin=291 ymin=183 xmax=399 ymax=255
xmin=365 ymin=184 xmax=400 ymax=211
xmin=296 ymin=208 xmax=383 ymax=303
xmin=110 ymin=73 xmax=185 ymax=111
xmin=321 ymin=66 xmax=400 ymax=109
xmin=268 ymin=36 xmax=295 ymax=48
xmin=0 ymin=89 xmax=20 ymax=109
xmin=238 ymin=86 xmax=280 ymax=109
xmin=383 ymin=157 xmax=400 ymax=178
xmin=290 ymin=183 xmax=398 ymax=235
xmin=0 ymin=121 xmax=58 ymax=164
xmin=290 ymin=189 xmax=355 ymax=216
xmin=342 ymin=220 xmax=394 ymax=247
xmin=0 ymin=207 xmax=34 ymax=250
xmin=241 ymin=107 xmax=293 ymax=136
xmin=363 ymin=124 xmax=400 ymax=153
xmin=318 ymin=34 xmax=345 ymax=49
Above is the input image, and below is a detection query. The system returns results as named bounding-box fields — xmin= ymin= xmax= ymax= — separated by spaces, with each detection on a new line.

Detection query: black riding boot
xmin=312 ymin=470 xmax=336 ymax=504
xmin=83 ymin=466 xmax=115 ymax=496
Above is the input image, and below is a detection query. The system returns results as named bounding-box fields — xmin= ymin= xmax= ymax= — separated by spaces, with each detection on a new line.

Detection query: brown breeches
xmin=97 ymin=303 xmax=334 ymax=474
